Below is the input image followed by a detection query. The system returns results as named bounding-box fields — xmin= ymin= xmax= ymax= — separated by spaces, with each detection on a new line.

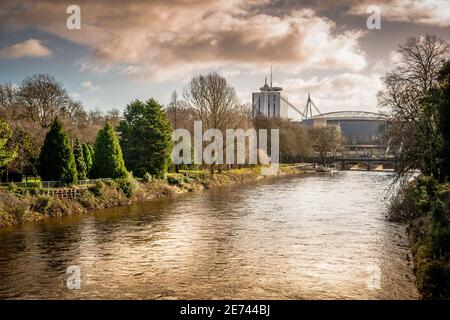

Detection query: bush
xmin=414 ymin=176 xmax=439 ymax=213
xmin=417 ymin=260 xmax=450 ymax=300
xmin=33 ymin=195 xmax=53 ymax=214
xmin=167 ymin=175 xmax=184 ymax=186
xmin=89 ymin=181 xmax=104 ymax=197
xmin=6 ymin=182 xmax=17 ymax=193
xmin=142 ymin=172 xmax=152 ymax=183
xmin=430 ymin=199 xmax=450 ymax=259
xmin=116 ymin=178 xmax=136 ymax=197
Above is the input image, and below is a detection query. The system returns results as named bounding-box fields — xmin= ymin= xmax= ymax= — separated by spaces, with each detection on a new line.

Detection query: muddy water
xmin=0 ymin=171 xmax=418 ymax=299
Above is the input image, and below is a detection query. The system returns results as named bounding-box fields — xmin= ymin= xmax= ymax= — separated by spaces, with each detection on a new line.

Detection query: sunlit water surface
xmin=0 ymin=171 xmax=418 ymax=299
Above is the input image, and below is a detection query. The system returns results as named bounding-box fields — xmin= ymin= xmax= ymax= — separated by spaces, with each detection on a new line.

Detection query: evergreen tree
xmin=38 ymin=118 xmax=77 ymax=184
xmin=73 ymin=139 xmax=87 ymax=180
xmin=88 ymin=144 xmax=94 ymax=157
xmin=118 ymin=99 xmax=173 ymax=178
xmin=0 ymin=118 xmax=17 ymax=168
xmin=82 ymin=143 xmax=93 ymax=174
xmin=437 ymin=61 xmax=450 ymax=181
xmin=91 ymin=123 xmax=128 ymax=179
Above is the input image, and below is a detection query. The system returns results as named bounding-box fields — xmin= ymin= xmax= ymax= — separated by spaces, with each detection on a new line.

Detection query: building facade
xmin=252 ymin=80 xmax=288 ymax=119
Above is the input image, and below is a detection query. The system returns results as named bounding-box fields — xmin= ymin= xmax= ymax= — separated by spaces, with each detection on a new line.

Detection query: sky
xmin=0 ymin=0 xmax=449 ymax=120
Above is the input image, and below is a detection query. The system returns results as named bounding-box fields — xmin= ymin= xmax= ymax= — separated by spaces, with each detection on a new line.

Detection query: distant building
xmin=252 ymin=78 xmax=288 ymax=119
xmin=302 ymin=111 xmax=386 ymax=156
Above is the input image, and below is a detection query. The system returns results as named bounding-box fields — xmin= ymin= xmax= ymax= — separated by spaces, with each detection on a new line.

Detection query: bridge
xmin=336 ymin=157 xmax=398 ymax=171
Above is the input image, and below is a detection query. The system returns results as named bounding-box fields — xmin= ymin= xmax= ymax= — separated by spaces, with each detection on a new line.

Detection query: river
xmin=0 ymin=171 xmax=418 ymax=299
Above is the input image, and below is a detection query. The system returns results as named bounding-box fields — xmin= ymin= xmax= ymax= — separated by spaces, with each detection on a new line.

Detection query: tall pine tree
xmin=82 ymin=143 xmax=93 ymax=175
xmin=73 ymin=139 xmax=87 ymax=180
xmin=91 ymin=123 xmax=128 ymax=179
xmin=118 ymin=99 xmax=172 ymax=178
xmin=38 ymin=118 xmax=77 ymax=184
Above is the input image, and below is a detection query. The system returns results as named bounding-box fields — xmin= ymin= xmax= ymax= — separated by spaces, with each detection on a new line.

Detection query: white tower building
xmin=252 ymin=71 xmax=288 ymax=119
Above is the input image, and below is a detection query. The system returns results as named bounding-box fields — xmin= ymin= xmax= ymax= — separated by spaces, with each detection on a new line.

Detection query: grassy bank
xmin=389 ymin=176 xmax=450 ymax=299
xmin=0 ymin=165 xmax=308 ymax=228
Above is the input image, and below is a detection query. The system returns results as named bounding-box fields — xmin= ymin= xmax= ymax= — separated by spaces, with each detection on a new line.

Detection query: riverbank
xmin=0 ymin=165 xmax=309 ymax=228
xmin=389 ymin=176 xmax=450 ymax=299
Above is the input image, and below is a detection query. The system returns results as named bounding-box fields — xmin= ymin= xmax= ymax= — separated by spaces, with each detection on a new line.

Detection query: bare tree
xmin=16 ymin=74 xmax=74 ymax=128
xmin=310 ymin=126 xmax=342 ymax=165
xmin=379 ymin=35 xmax=450 ymax=180
xmin=253 ymin=116 xmax=312 ymax=164
xmin=184 ymin=72 xmax=241 ymax=174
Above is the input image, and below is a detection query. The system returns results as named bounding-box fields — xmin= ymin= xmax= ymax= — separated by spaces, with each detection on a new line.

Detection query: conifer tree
xmin=118 ymin=99 xmax=172 ymax=178
xmin=82 ymin=143 xmax=93 ymax=174
xmin=74 ymin=139 xmax=87 ymax=180
xmin=91 ymin=123 xmax=128 ymax=179
xmin=38 ymin=118 xmax=77 ymax=184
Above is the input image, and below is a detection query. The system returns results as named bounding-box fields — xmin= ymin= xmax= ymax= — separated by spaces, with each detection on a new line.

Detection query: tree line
xmin=0 ymin=71 xmax=342 ymax=183
xmin=381 ymin=34 xmax=450 ymax=299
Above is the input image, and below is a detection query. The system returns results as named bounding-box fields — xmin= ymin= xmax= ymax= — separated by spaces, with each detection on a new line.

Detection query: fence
xmin=0 ymin=178 xmax=113 ymax=189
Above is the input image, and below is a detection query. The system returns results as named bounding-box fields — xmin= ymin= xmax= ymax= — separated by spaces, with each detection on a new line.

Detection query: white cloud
xmin=81 ymin=80 xmax=106 ymax=92
xmin=75 ymin=57 xmax=112 ymax=75
xmin=0 ymin=38 xmax=52 ymax=59
xmin=348 ymin=0 xmax=450 ymax=27
xmin=0 ymin=1 xmax=367 ymax=82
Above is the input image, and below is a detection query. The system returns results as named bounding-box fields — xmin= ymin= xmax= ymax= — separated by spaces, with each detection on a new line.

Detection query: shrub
xmin=33 ymin=195 xmax=53 ymax=214
xmin=6 ymin=182 xmax=17 ymax=193
xmin=143 ymin=172 xmax=152 ymax=183
xmin=116 ymin=178 xmax=136 ymax=197
xmin=89 ymin=181 xmax=104 ymax=197
xmin=414 ymin=176 xmax=439 ymax=213
xmin=417 ymin=260 xmax=450 ymax=300
xmin=167 ymin=175 xmax=184 ymax=186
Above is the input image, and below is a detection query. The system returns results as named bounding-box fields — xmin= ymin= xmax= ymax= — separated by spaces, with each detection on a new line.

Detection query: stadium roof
xmin=310 ymin=111 xmax=385 ymax=121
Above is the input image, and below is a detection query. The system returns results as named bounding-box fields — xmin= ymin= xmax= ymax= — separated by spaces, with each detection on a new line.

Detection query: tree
xmin=6 ymin=126 xmax=39 ymax=180
xmin=91 ymin=123 xmax=128 ymax=179
xmin=253 ymin=116 xmax=312 ymax=164
xmin=311 ymin=126 xmax=342 ymax=165
xmin=379 ymin=35 xmax=450 ymax=180
xmin=16 ymin=74 xmax=79 ymax=128
xmin=118 ymin=99 xmax=172 ymax=178
xmin=82 ymin=143 xmax=93 ymax=174
xmin=183 ymin=72 xmax=240 ymax=174
xmin=436 ymin=61 xmax=450 ymax=181
xmin=73 ymin=139 xmax=87 ymax=180
xmin=0 ymin=118 xmax=17 ymax=169
xmin=38 ymin=118 xmax=77 ymax=184
xmin=421 ymin=61 xmax=450 ymax=181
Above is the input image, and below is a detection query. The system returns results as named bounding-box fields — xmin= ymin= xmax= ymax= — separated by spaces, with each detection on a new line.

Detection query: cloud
xmin=0 ymin=38 xmax=52 ymax=59
xmin=279 ymin=68 xmax=385 ymax=119
xmin=75 ymin=57 xmax=112 ymax=75
xmin=0 ymin=0 xmax=367 ymax=81
xmin=81 ymin=80 xmax=106 ymax=92
xmin=348 ymin=0 xmax=450 ymax=27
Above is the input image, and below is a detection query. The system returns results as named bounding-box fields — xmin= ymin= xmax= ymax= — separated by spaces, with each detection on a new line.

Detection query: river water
xmin=0 ymin=171 xmax=418 ymax=299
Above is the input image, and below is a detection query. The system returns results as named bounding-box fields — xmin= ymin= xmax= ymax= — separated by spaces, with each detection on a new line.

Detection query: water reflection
xmin=0 ymin=171 xmax=418 ymax=299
